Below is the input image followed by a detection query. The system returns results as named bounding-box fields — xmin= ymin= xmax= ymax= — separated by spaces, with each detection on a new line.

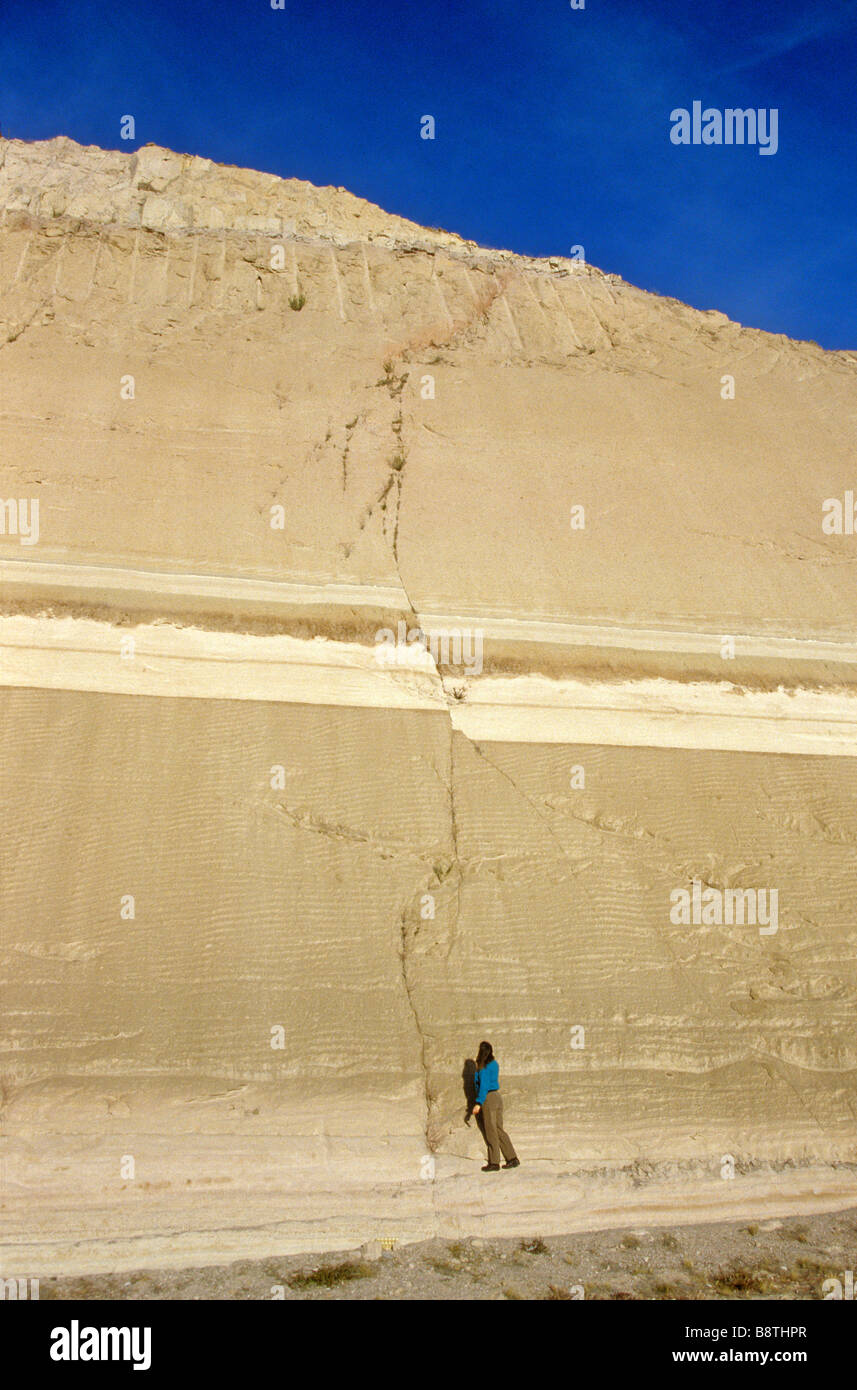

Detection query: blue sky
xmin=3 ymin=0 xmax=855 ymax=347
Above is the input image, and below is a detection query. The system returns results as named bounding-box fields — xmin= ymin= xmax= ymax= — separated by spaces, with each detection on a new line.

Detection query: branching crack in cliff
xmin=457 ymin=737 xmax=590 ymax=882
xmin=339 ymin=369 xmax=408 ymax=565
xmin=271 ymin=802 xmax=424 ymax=862
xmin=451 ymin=733 xmax=850 ymax=1160
xmin=462 ymin=738 xmax=743 ymax=1063
xmin=1 ymin=294 xmax=51 ymax=348
xmin=750 ymin=1051 xmax=841 ymax=1149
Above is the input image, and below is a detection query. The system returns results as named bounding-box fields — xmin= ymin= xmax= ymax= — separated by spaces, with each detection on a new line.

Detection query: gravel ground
xmin=39 ymin=1206 xmax=857 ymax=1301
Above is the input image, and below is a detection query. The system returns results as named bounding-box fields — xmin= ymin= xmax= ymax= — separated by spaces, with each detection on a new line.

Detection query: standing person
xmin=472 ymin=1040 xmax=519 ymax=1172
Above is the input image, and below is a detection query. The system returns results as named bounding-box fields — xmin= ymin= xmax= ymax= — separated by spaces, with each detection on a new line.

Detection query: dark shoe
xmin=481 ymin=1163 xmax=500 ymax=1171
xmin=503 ymin=1158 xmax=520 ymax=1169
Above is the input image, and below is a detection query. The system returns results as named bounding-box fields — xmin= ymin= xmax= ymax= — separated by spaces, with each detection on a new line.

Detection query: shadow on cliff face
xmin=462 ymin=1058 xmax=476 ymax=1116
xmin=462 ymin=1058 xmax=486 ymax=1144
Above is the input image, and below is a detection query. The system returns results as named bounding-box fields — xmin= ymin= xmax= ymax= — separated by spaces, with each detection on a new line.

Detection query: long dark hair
xmin=476 ymin=1040 xmax=494 ymax=1068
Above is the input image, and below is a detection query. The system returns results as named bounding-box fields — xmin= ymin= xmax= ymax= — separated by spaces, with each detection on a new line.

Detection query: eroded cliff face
xmin=1 ymin=138 xmax=856 ymax=1274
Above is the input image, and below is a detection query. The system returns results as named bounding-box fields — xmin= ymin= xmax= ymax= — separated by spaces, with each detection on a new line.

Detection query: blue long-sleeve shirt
xmin=474 ymin=1058 xmax=499 ymax=1105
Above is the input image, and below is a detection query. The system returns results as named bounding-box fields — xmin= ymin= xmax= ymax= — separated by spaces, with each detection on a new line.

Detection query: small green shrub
xmin=711 ymin=1264 xmax=777 ymax=1296
xmin=520 ymin=1237 xmax=548 ymax=1255
xmin=287 ymin=1261 xmax=373 ymax=1289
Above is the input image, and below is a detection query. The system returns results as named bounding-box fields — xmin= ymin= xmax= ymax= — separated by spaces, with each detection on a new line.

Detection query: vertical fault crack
xmin=395 ymin=657 xmax=463 ymax=1157
xmin=444 ymin=724 xmax=463 ymax=961
xmin=398 ymin=903 xmax=434 ymax=1152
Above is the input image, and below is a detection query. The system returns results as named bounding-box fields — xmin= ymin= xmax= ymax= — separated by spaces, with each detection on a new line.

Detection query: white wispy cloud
xmin=719 ymin=3 xmax=857 ymax=74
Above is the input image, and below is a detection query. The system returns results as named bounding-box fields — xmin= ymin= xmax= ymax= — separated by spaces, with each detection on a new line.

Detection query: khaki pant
xmin=481 ymin=1090 xmax=517 ymax=1165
